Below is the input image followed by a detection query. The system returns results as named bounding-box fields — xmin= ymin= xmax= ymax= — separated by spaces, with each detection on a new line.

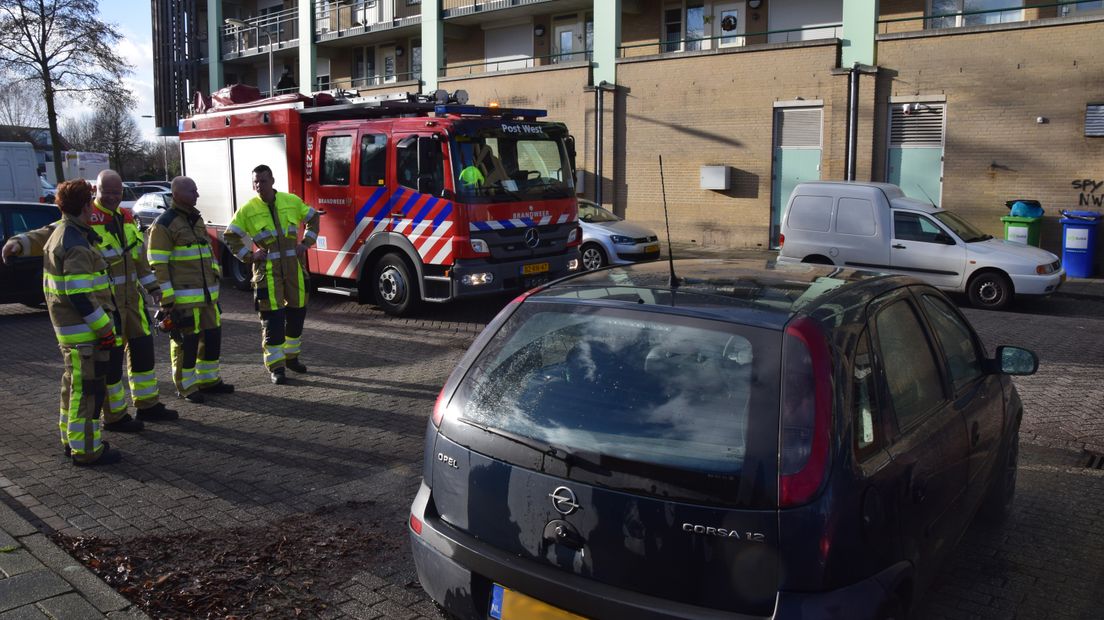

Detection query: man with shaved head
xmin=3 ymin=170 xmax=178 ymax=432
xmin=147 ymin=176 xmax=233 ymax=403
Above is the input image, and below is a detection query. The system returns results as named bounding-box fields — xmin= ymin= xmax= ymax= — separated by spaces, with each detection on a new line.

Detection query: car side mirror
xmin=995 ymin=345 xmax=1038 ymax=375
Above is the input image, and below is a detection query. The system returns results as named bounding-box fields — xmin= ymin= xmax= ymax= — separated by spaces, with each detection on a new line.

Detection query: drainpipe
xmin=846 ymin=63 xmax=859 ymax=181
xmin=595 ymin=81 xmax=605 ymax=205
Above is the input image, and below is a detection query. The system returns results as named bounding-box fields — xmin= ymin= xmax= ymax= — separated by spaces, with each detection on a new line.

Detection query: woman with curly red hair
xmin=42 ymin=180 xmax=122 ymax=465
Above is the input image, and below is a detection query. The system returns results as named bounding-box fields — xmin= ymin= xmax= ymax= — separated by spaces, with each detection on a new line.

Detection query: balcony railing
xmin=617 ymin=23 xmax=843 ymax=57
xmin=877 ymin=0 xmax=1103 ymax=33
xmin=443 ymin=49 xmax=590 ymax=76
xmin=222 ymin=7 xmax=299 ymax=56
xmin=315 ymin=0 xmax=400 ymax=35
xmin=320 ymin=72 xmax=420 ymax=91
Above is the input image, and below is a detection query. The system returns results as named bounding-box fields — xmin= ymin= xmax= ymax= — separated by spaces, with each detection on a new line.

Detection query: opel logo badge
xmin=549 ymin=486 xmax=579 ymax=515
xmin=524 ymin=227 xmax=540 ymax=248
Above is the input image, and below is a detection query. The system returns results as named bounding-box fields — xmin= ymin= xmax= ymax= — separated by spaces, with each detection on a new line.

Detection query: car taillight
xmin=779 ymin=233 xmax=785 ymax=247
xmin=431 ymin=386 xmax=448 ymax=427
xmin=409 ymin=513 xmax=423 ymax=535
xmin=779 ymin=317 xmax=831 ymax=508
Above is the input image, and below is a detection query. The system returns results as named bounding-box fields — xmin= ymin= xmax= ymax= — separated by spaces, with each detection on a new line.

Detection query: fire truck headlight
xmin=462 ymin=272 xmax=494 ymax=286
xmin=568 ymin=259 xmax=580 ymax=271
xmin=567 ymin=227 xmax=579 ymax=243
xmin=470 ymin=239 xmax=489 ymax=254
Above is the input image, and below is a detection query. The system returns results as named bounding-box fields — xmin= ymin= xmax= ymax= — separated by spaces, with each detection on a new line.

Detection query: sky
xmin=57 ymin=1 xmax=158 ymax=140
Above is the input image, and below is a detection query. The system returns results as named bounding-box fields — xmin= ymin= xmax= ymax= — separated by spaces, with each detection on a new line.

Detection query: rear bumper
xmin=409 ymin=481 xmax=769 ymax=620
xmin=411 ymin=480 xmax=907 ymax=620
xmin=450 ymin=250 xmax=580 ymax=298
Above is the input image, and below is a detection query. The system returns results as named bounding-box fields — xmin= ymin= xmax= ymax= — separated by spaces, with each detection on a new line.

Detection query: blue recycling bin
xmin=1059 ymin=210 xmax=1102 ymax=278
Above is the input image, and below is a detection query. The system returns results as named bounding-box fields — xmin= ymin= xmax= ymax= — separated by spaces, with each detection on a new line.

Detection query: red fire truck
xmin=178 ymin=90 xmax=581 ymax=315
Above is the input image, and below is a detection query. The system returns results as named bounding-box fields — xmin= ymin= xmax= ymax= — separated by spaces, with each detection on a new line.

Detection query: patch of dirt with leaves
xmin=54 ymin=500 xmax=401 ymax=619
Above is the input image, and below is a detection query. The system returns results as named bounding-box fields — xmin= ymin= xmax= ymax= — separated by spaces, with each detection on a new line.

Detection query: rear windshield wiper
xmin=457 ymin=417 xmax=605 ymax=472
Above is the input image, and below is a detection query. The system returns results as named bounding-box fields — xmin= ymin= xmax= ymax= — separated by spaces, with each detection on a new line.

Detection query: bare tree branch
xmin=0 ymin=0 xmax=133 ymax=181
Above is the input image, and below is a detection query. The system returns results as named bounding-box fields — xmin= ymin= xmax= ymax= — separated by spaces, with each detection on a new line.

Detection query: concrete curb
xmin=0 ymin=498 xmax=149 ymax=620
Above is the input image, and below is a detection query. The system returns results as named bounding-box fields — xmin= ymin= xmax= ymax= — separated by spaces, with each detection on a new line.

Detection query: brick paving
xmin=1 ymin=273 xmax=1103 ymax=619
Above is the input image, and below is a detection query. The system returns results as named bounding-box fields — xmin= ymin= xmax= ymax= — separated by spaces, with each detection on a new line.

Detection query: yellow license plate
xmin=644 ymin=244 xmax=660 ymax=253
xmin=490 ymin=584 xmax=585 ymax=620
xmin=522 ymin=262 xmax=550 ymax=276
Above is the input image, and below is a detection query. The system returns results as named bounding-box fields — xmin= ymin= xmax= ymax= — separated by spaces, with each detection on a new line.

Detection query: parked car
xmin=776 ymin=181 xmax=1064 ymax=310
xmin=119 ymin=185 xmax=164 ymax=214
xmin=131 ymin=190 xmax=172 ymax=229
xmin=577 ymin=199 xmax=660 ymax=271
xmin=0 ymin=201 xmax=58 ymax=305
xmin=410 ymin=258 xmax=1037 ymax=620
xmin=136 ymin=181 xmax=172 ymax=191
xmin=39 ymin=177 xmax=55 ymax=204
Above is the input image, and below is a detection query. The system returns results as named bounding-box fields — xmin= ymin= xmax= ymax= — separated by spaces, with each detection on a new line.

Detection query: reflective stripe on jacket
xmin=17 ymin=202 xmax=159 ymax=312
xmin=224 ymin=192 xmax=320 ymax=311
xmin=147 ymin=202 xmax=221 ymax=309
xmin=43 ymin=215 xmax=116 ymax=345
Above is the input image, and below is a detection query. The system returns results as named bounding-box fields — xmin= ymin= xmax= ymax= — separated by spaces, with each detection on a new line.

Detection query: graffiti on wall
xmin=1072 ymin=179 xmax=1104 ymax=207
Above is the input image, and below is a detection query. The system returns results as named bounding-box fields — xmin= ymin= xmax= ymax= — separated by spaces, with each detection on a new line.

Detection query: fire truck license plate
xmin=521 ymin=262 xmax=550 ymax=276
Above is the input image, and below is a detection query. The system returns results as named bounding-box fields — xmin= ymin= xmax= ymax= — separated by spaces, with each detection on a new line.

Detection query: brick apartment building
xmin=153 ymin=0 xmax=1104 ymax=268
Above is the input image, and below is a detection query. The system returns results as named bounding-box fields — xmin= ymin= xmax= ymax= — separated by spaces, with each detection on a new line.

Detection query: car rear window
xmin=451 ymin=301 xmax=781 ymax=506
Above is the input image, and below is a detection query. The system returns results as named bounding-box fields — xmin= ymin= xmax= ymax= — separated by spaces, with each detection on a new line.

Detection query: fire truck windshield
xmin=451 ymin=122 xmax=574 ymax=204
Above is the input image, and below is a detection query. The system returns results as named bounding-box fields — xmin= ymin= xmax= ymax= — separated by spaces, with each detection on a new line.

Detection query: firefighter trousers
xmin=103 ymin=292 xmax=161 ymax=421
xmin=169 ymin=304 xmax=223 ymax=396
xmin=59 ymin=344 xmax=109 ymax=463
xmin=259 ymin=306 xmax=306 ymax=371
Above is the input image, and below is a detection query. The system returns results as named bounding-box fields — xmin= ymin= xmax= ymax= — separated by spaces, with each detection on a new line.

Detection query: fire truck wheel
xmin=373 ymin=253 xmax=420 ymax=316
xmin=225 ymin=253 xmax=252 ymax=291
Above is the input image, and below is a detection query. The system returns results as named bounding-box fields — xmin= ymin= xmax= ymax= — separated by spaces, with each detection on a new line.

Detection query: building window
xmin=663 ymin=6 xmax=682 ymax=52
xmin=411 ymin=41 xmax=422 ymax=81
xmin=1061 ymin=0 xmax=1104 ymax=14
xmin=352 ymin=46 xmax=376 ymax=87
xmin=685 ymin=3 xmax=706 ymax=51
xmin=1087 ymin=104 xmax=1104 ymax=137
xmin=928 ymin=0 xmax=1023 ymax=29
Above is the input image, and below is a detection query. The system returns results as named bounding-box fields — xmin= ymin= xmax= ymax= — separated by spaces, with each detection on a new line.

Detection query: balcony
xmin=315 ymin=0 xmax=420 ymax=41
xmin=222 ymin=7 xmax=299 ymax=60
xmin=441 ymin=0 xmax=559 ymax=17
xmin=877 ymin=0 xmax=1103 ymax=34
xmin=618 ymin=23 xmax=843 ymax=59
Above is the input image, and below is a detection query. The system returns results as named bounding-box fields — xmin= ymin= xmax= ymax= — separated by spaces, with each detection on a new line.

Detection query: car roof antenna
xmin=659 ymin=155 xmax=680 ymax=289
xmin=916 ymin=183 xmax=937 ymax=208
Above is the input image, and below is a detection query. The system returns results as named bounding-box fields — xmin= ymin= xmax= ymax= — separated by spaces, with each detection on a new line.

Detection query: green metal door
xmin=771 ymin=107 xmax=822 ymax=247
xmin=887 ymin=102 xmax=945 ymax=206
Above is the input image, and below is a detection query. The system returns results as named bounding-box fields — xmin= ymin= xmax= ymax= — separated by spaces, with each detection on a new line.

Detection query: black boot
xmin=136 ymin=403 xmax=179 ymax=422
xmin=73 ymin=442 xmax=122 ymax=466
xmin=270 ymin=368 xmax=287 ymax=385
xmin=103 ymin=414 xmax=144 ymax=432
xmin=285 ymin=358 xmax=307 ymax=373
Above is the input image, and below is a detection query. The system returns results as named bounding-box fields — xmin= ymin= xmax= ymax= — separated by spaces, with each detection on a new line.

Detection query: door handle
xmin=892 ymin=244 xmax=906 ymax=249
xmin=971 ymin=421 xmax=980 ymax=447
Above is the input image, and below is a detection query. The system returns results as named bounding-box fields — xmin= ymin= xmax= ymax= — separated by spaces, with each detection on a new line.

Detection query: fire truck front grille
xmin=475 ymin=223 xmax=574 ymax=262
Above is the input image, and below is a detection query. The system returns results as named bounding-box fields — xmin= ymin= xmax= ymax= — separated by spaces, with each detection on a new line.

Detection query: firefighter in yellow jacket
xmin=43 ymin=180 xmax=121 ymax=465
xmin=223 ymin=164 xmax=320 ymax=385
xmin=3 ymin=171 xmax=178 ymax=429
xmin=147 ymin=176 xmax=234 ymax=404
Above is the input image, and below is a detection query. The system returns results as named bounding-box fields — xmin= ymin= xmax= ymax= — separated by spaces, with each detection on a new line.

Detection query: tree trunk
xmin=42 ymin=73 xmax=65 ymax=183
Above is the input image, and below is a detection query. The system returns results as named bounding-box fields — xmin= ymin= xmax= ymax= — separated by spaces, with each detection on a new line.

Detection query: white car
xmin=777 ymin=181 xmax=1065 ymax=309
xmin=577 ymin=199 xmax=661 ymax=271
xmin=131 ymin=190 xmax=172 ymax=228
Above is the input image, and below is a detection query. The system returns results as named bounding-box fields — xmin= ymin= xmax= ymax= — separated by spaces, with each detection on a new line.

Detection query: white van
xmin=776 ymin=181 xmax=1065 ymax=309
xmin=0 ymin=142 xmax=40 ymax=203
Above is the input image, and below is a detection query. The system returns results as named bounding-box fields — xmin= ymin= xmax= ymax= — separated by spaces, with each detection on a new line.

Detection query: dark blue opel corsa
xmin=409 ymin=259 xmax=1037 ymax=619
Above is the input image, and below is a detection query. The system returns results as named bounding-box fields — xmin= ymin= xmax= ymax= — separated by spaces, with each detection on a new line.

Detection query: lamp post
xmin=141 ymin=115 xmax=169 ymax=181
xmin=225 ymin=17 xmax=274 ymax=96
